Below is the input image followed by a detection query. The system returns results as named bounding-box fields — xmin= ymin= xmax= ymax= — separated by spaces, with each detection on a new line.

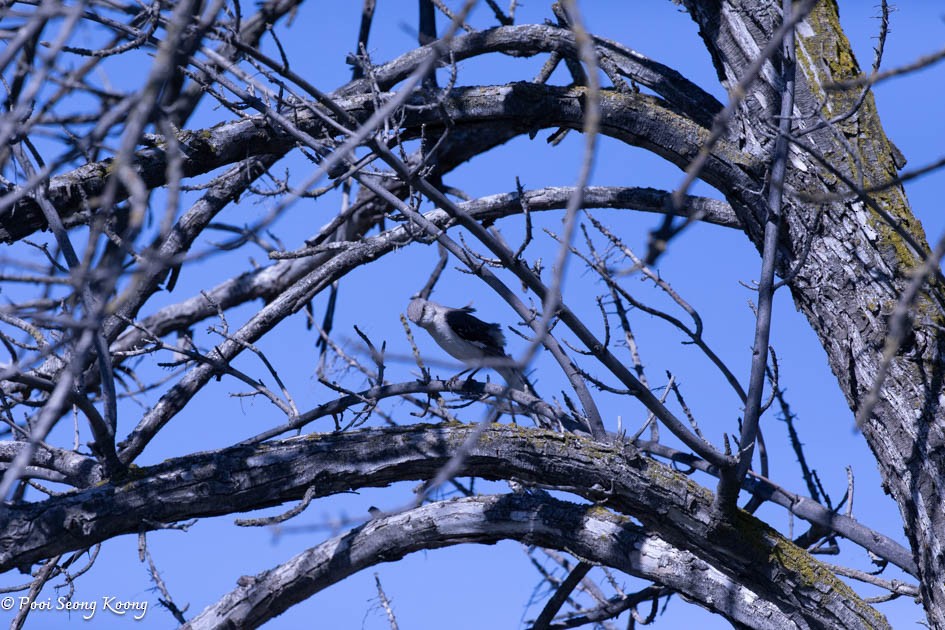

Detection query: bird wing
xmin=444 ymin=307 xmax=507 ymax=356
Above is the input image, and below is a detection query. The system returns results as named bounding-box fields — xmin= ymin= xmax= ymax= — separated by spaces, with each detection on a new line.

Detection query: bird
xmin=406 ymin=298 xmax=533 ymax=395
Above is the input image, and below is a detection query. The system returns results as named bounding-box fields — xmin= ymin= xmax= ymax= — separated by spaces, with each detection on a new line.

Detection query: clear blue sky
xmin=4 ymin=1 xmax=945 ymax=628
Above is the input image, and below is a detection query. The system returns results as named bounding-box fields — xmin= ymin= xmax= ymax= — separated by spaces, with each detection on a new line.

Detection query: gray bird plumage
xmin=406 ymin=298 xmax=532 ymax=394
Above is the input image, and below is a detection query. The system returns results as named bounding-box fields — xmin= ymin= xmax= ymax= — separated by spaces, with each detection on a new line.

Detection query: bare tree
xmin=0 ymin=0 xmax=942 ymax=627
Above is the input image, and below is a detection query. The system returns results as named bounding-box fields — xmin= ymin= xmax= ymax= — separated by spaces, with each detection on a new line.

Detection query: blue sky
xmin=4 ymin=1 xmax=945 ymax=628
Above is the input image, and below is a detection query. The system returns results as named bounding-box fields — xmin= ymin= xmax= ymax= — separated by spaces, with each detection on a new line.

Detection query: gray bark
xmin=682 ymin=1 xmax=945 ymax=623
xmin=0 ymin=1 xmax=940 ymax=627
xmin=0 ymin=424 xmax=886 ymax=629
xmin=184 ymin=494 xmax=861 ymax=630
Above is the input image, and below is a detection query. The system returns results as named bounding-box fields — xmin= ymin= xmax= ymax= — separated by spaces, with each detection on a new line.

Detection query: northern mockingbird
xmin=406 ymin=298 xmax=533 ymax=394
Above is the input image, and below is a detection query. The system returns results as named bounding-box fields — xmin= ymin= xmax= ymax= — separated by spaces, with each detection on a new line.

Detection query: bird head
xmin=407 ymin=298 xmax=434 ymax=327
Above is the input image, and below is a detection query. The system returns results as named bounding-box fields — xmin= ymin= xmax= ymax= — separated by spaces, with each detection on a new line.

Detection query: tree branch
xmin=182 ymin=493 xmax=885 ymax=630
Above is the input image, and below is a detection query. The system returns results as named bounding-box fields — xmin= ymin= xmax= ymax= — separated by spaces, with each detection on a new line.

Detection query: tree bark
xmin=0 ymin=2 xmax=940 ymax=626
xmin=183 ymin=494 xmax=874 ymax=630
xmin=683 ymin=1 xmax=945 ymax=624
xmin=0 ymin=424 xmax=886 ymax=628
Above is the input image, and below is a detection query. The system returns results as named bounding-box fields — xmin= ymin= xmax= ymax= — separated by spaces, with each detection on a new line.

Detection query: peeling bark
xmin=0 ymin=425 xmax=885 ymax=628
xmin=185 ymin=494 xmax=876 ymax=630
xmin=683 ymin=1 xmax=945 ymax=623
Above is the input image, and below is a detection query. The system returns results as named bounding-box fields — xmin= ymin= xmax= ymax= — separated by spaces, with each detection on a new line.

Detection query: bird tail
xmin=496 ymin=357 xmax=590 ymax=435
xmin=497 ymin=365 xmax=535 ymax=396
xmin=496 ymin=361 xmax=557 ymax=430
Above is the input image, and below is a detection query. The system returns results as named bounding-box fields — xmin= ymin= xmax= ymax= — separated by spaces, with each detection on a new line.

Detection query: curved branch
xmin=183 ymin=494 xmax=880 ymax=630
xmin=0 ymin=423 xmax=891 ymax=630
xmin=0 ymin=84 xmax=758 ymax=244
xmin=339 ymin=24 xmax=724 ymax=127
xmin=112 ymin=184 xmax=736 ymax=355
